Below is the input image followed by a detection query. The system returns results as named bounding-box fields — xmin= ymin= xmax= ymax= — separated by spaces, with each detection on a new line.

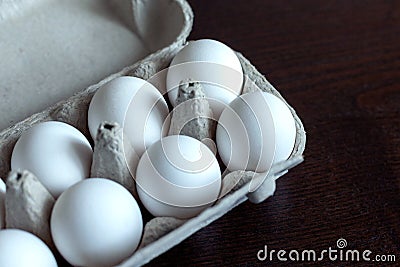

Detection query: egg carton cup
xmin=0 ymin=0 xmax=306 ymax=266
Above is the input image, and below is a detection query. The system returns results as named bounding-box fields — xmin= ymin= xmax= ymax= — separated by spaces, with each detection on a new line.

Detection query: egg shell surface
xmin=216 ymin=91 xmax=296 ymax=172
xmin=50 ymin=178 xmax=143 ymax=267
xmin=0 ymin=229 xmax=57 ymax=267
xmin=88 ymin=76 xmax=170 ymax=156
xmin=166 ymin=39 xmax=243 ymax=119
xmin=11 ymin=121 xmax=92 ymax=198
xmin=136 ymin=135 xmax=221 ymax=219
xmin=88 ymin=76 xmax=170 ymax=174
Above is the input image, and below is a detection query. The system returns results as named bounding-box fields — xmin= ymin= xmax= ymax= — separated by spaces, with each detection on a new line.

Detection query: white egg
xmin=263 ymin=92 xmax=297 ymax=162
xmin=166 ymin=39 xmax=243 ymax=119
xmin=0 ymin=179 xmax=5 ymax=229
xmin=88 ymin=76 xmax=170 ymax=173
xmin=50 ymin=178 xmax=143 ymax=267
xmin=11 ymin=121 xmax=92 ymax=198
xmin=216 ymin=91 xmax=296 ymax=172
xmin=0 ymin=229 xmax=57 ymax=267
xmin=136 ymin=135 xmax=221 ymax=219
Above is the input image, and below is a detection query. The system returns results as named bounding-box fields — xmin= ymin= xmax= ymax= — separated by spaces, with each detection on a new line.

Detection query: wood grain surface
xmin=147 ymin=0 xmax=400 ymax=266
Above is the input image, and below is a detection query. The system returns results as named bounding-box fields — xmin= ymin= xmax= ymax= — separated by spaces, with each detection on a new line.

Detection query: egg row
xmin=0 ymin=39 xmax=296 ymax=266
xmin=0 ymin=177 xmax=142 ymax=267
xmin=88 ymin=39 xmax=296 ymax=175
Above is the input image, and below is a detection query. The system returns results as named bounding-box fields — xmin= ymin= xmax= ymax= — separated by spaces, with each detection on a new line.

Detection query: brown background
xmin=147 ymin=0 xmax=400 ymax=266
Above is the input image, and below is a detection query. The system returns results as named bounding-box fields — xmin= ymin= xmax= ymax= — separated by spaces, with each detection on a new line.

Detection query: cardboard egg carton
xmin=0 ymin=0 xmax=306 ymax=266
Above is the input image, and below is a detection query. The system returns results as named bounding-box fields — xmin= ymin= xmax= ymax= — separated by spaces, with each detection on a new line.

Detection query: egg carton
xmin=0 ymin=0 xmax=306 ymax=266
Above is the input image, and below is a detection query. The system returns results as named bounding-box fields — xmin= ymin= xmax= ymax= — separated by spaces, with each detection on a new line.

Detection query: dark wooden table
xmin=148 ymin=0 xmax=400 ymax=266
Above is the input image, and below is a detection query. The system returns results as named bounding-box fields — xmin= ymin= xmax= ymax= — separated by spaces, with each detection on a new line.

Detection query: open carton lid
xmin=0 ymin=0 xmax=192 ymax=131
